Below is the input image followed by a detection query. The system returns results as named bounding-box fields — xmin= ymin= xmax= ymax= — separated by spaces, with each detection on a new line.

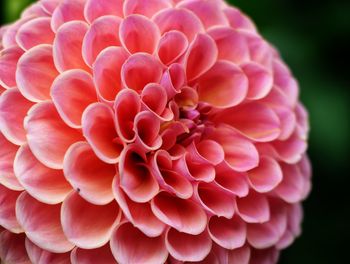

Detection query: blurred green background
xmin=0 ymin=0 xmax=349 ymax=263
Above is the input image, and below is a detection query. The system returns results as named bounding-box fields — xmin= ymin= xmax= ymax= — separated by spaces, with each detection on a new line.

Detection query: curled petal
xmin=84 ymin=0 xmax=123 ymax=23
xmin=124 ymin=0 xmax=172 ymax=17
xmin=241 ymin=62 xmax=273 ymax=100
xmin=187 ymin=139 xmax=224 ymax=166
xmin=165 ymin=228 xmax=212 ymax=262
xmin=61 ymin=192 xmax=121 ymax=249
xmin=0 ymin=46 xmax=24 ymax=89
xmin=157 ymin=30 xmax=188 ymax=66
xmin=120 ymin=14 xmax=160 ymax=54
xmin=113 ymin=183 xmax=166 ymax=237
xmin=177 ymin=0 xmax=229 ymax=29
xmin=64 ymin=142 xmax=116 ymax=205
xmin=0 ymin=232 xmax=30 ymax=264
xmin=208 ymin=216 xmax=246 ymax=250
xmin=247 ymin=156 xmax=283 ymax=193
xmin=214 ymin=103 xmax=281 ymax=142
xmin=17 ymin=17 xmax=55 ymax=50
xmin=16 ymin=192 xmax=74 ymax=253
xmin=208 ymin=27 xmax=249 ymax=64
xmin=51 ymin=69 xmax=97 ymax=128
xmin=0 ymin=88 xmax=34 ymax=145
xmin=195 ymin=182 xmax=235 ymax=218
xmin=25 ymin=102 xmax=83 ymax=169
xmin=198 ymin=61 xmax=248 ymax=108
xmin=110 ymin=222 xmax=168 ymax=264
xmin=0 ymin=184 xmax=23 ymax=233
xmin=153 ymin=8 xmax=205 ymax=41
xmin=25 ymin=239 xmax=71 ymax=264
xmin=160 ymin=63 xmax=186 ymax=99
xmin=71 ymin=244 xmax=116 ymax=264
xmin=53 ymin=21 xmax=90 ymax=72
xmin=51 ymin=0 xmax=86 ymax=32
xmin=82 ymin=103 xmax=123 ymax=164
xmin=236 ymin=191 xmax=270 ymax=224
xmin=114 ymin=89 xmax=141 ymax=142
xmin=0 ymin=133 xmax=22 ymax=191
xmin=93 ymin=47 xmax=129 ymax=102
xmin=151 ymin=191 xmax=207 ymax=235
xmin=185 ymin=33 xmax=218 ymax=81
xmin=119 ymin=144 xmax=159 ymax=202
xmin=16 ymin=44 xmax=58 ymax=102
xmin=82 ymin=15 xmax=121 ymax=66
xmin=121 ymin=52 xmax=163 ymax=91
xmin=14 ymin=145 xmax=71 ymax=204
xmin=134 ymin=111 xmax=162 ymax=151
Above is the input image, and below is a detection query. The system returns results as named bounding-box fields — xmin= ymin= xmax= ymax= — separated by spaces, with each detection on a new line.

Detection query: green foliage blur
xmin=0 ymin=0 xmax=349 ymax=263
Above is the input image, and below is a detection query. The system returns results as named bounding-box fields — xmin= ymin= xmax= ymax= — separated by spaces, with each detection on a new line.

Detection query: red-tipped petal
xmin=110 ymin=222 xmax=168 ymax=264
xmin=61 ymin=192 xmax=120 ymax=249
xmin=25 ymin=102 xmax=83 ymax=169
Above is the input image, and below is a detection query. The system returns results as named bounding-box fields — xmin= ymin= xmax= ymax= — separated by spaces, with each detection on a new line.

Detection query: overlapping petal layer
xmin=0 ymin=0 xmax=311 ymax=263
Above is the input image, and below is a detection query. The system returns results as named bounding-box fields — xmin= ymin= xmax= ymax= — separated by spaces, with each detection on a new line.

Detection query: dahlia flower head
xmin=0 ymin=0 xmax=311 ymax=263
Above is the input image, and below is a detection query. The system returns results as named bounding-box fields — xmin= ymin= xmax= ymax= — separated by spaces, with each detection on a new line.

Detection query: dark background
xmin=1 ymin=0 xmax=349 ymax=263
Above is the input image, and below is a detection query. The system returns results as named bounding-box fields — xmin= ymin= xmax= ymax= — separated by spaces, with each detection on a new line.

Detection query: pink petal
xmin=177 ymin=0 xmax=229 ymax=29
xmin=160 ymin=63 xmax=186 ymax=98
xmin=124 ymin=0 xmax=172 ymax=17
xmin=165 ymin=228 xmax=212 ymax=262
xmin=25 ymin=239 xmax=71 ymax=264
xmin=247 ymin=200 xmax=287 ymax=249
xmin=151 ymin=191 xmax=207 ymax=235
xmin=208 ymin=27 xmax=249 ymax=64
xmin=110 ymin=222 xmax=168 ymax=264
xmin=25 ymin=102 xmax=83 ymax=169
xmin=71 ymin=244 xmax=116 ymax=264
xmin=121 ymin=52 xmax=163 ymax=91
xmin=0 ymin=231 xmax=30 ymax=264
xmin=51 ymin=69 xmax=97 ymax=128
xmin=40 ymin=0 xmax=62 ymax=14
xmin=245 ymin=33 xmax=273 ymax=67
xmin=82 ymin=15 xmax=121 ymax=66
xmin=223 ymin=6 xmax=256 ymax=32
xmin=210 ymin=127 xmax=259 ymax=172
xmin=2 ymin=17 xmax=33 ymax=49
xmin=0 ymin=88 xmax=34 ymax=145
xmin=84 ymin=0 xmax=123 ymax=23
xmin=16 ymin=17 xmax=55 ymax=50
xmin=214 ymin=162 xmax=249 ymax=197
xmin=187 ymin=139 xmax=224 ymax=166
xmin=0 ymin=184 xmax=23 ymax=233
xmin=0 ymin=133 xmax=23 ymax=191
xmin=93 ymin=46 xmax=129 ymax=102
xmin=247 ymin=156 xmax=283 ymax=193
xmin=236 ymin=191 xmax=270 ymax=223
xmin=53 ymin=21 xmax=90 ymax=72
xmin=152 ymin=150 xmax=193 ymax=199
xmin=208 ymin=216 xmax=246 ymax=250
xmin=275 ymin=163 xmax=305 ymax=203
xmin=82 ymin=103 xmax=123 ymax=164
xmin=185 ymin=33 xmax=218 ymax=81
xmin=226 ymin=244 xmax=251 ymax=264
xmin=51 ymin=0 xmax=86 ymax=32
xmin=153 ymin=8 xmax=205 ymax=42
xmin=134 ymin=111 xmax=162 ymax=151
xmin=14 ymin=144 xmax=71 ymax=204
xmin=0 ymin=46 xmax=24 ymax=89
xmin=63 ymin=142 xmax=116 ymax=205
xmin=113 ymin=183 xmax=166 ymax=237
xmin=195 ymin=181 xmax=235 ymax=218
xmin=198 ymin=60 xmax=248 ymax=108
xmin=21 ymin=2 xmax=48 ymax=18
xmin=119 ymin=144 xmax=159 ymax=202
xmin=241 ymin=62 xmax=273 ymax=100
xmin=16 ymin=192 xmax=74 ymax=253
xmin=157 ymin=30 xmax=189 ymax=66
xmin=213 ymin=103 xmax=281 ymax=142
xmin=61 ymin=192 xmax=121 ymax=249
xmin=16 ymin=44 xmax=58 ymax=102
xmin=114 ymin=89 xmax=141 ymax=142
xmin=120 ymin=14 xmax=160 ymax=54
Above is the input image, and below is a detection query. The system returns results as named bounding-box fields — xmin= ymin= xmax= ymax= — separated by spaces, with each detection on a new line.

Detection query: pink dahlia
xmin=0 ymin=0 xmax=311 ymax=263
